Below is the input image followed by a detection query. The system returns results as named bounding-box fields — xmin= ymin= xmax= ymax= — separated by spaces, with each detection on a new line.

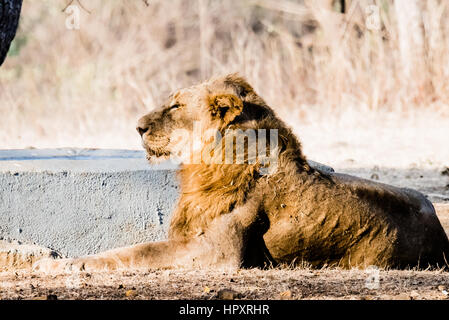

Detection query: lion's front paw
xmin=32 ymin=257 xmax=72 ymax=273
xmin=66 ymin=257 xmax=119 ymax=272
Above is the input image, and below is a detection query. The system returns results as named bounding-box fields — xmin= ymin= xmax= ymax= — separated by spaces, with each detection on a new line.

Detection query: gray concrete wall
xmin=0 ymin=149 xmax=333 ymax=258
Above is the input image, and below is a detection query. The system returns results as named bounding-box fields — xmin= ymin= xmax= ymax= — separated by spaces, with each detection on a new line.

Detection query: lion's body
xmin=33 ymin=74 xmax=449 ymax=273
xmin=262 ymin=170 xmax=449 ymax=268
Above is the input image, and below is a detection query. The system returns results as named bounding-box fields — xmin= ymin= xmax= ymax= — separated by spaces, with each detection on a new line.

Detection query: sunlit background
xmin=1 ymin=0 xmax=448 ymax=168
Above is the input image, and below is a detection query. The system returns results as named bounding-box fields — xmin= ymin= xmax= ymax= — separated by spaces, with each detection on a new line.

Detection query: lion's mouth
xmin=145 ymin=147 xmax=171 ymax=161
xmin=142 ymin=139 xmax=171 ymax=163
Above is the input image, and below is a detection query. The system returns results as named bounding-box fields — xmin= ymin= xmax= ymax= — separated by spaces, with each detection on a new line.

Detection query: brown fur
xmin=33 ymin=74 xmax=449 ymax=273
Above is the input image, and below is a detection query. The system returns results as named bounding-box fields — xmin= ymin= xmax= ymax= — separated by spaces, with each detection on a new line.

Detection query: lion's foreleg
xmin=190 ymin=194 xmax=265 ymax=268
xmin=32 ymin=240 xmax=197 ymax=273
xmin=33 ymin=196 xmax=263 ymax=273
xmin=32 ymin=232 xmax=240 ymax=273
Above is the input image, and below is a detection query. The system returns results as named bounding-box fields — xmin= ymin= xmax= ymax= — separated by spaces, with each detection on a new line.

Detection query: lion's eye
xmin=169 ymin=104 xmax=180 ymax=111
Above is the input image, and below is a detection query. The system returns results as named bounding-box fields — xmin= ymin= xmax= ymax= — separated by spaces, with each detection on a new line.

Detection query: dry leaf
xmin=125 ymin=289 xmax=137 ymax=297
xmin=280 ymin=290 xmax=292 ymax=299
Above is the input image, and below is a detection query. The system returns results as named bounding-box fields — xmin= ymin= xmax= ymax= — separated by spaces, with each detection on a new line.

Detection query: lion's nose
xmin=136 ymin=117 xmax=151 ymax=137
xmin=136 ymin=125 xmax=149 ymax=137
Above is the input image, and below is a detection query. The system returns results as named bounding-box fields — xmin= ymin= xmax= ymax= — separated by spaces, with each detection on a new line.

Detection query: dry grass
xmin=0 ymin=0 xmax=448 ymax=161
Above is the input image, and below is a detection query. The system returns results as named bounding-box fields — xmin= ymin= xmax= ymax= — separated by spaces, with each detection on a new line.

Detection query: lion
xmin=33 ymin=74 xmax=449 ymax=272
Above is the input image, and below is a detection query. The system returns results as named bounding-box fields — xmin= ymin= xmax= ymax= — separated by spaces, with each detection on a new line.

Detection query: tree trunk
xmin=0 ymin=0 xmax=23 ymax=66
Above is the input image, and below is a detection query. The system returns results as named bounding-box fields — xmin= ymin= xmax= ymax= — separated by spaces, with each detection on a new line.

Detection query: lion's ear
xmin=208 ymin=94 xmax=243 ymax=124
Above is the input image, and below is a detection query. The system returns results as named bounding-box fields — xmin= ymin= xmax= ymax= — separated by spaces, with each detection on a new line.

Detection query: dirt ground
xmin=1 ymin=266 xmax=448 ymax=300
xmin=0 ymin=166 xmax=448 ymax=300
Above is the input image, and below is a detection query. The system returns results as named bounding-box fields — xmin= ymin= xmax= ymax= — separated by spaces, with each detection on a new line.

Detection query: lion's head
xmin=136 ymin=73 xmax=275 ymax=164
xmin=136 ymin=74 xmax=313 ymax=241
